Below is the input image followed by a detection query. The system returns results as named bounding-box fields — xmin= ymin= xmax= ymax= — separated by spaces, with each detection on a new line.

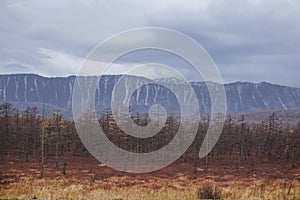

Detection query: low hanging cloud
xmin=35 ymin=48 xmax=185 ymax=81
xmin=0 ymin=0 xmax=299 ymax=87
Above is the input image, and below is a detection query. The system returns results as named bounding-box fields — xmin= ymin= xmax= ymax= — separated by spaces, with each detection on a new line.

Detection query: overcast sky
xmin=0 ymin=0 xmax=299 ymax=87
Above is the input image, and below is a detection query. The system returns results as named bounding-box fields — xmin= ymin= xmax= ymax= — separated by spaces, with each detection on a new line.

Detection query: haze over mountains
xmin=0 ymin=74 xmax=299 ymax=120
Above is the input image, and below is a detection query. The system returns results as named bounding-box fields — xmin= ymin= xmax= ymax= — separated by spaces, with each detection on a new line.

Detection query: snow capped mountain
xmin=0 ymin=74 xmax=299 ymax=118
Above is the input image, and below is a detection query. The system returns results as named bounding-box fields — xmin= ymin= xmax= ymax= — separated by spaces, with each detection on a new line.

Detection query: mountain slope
xmin=0 ymin=74 xmax=299 ymax=117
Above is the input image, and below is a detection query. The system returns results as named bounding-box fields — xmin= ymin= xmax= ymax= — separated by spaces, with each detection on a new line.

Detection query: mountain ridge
xmin=0 ymin=73 xmax=299 ymax=118
xmin=0 ymin=73 xmax=298 ymax=89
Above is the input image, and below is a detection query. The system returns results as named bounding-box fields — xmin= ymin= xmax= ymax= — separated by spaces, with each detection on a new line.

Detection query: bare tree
xmin=51 ymin=110 xmax=62 ymax=169
xmin=23 ymin=106 xmax=39 ymax=165
xmin=0 ymin=102 xmax=15 ymax=160
xmin=40 ymin=102 xmax=45 ymax=178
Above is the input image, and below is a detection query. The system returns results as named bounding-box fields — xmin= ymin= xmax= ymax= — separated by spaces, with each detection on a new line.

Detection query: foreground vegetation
xmin=1 ymin=102 xmax=300 ymax=199
xmin=2 ymin=177 xmax=299 ymax=200
xmin=1 ymin=156 xmax=300 ymax=200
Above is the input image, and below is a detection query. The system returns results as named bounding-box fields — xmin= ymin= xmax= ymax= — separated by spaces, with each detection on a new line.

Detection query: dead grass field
xmin=1 ymin=156 xmax=300 ymax=199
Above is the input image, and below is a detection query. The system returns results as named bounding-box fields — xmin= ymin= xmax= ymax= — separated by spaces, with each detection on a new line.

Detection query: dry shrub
xmin=197 ymin=184 xmax=222 ymax=200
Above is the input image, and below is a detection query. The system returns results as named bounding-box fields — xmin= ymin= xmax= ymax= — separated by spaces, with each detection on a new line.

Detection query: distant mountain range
xmin=0 ymin=74 xmax=299 ymax=121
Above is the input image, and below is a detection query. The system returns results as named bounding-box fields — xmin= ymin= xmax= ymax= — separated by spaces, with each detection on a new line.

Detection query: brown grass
xmin=1 ymin=177 xmax=300 ymax=200
xmin=1 ymin=156 xmax=300 ymax=199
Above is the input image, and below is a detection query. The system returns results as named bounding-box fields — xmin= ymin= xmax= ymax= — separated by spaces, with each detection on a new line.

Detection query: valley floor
xmin=1 ymin=156 xmax=300 ymax=200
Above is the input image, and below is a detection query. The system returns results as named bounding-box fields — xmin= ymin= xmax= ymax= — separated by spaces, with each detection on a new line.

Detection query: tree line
xmin=1 ymin=102 xmax=300 ymax=175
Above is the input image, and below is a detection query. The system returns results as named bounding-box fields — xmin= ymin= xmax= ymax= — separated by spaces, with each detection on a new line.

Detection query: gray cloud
xmin=0 ymin=0 xmax=299 ymax=86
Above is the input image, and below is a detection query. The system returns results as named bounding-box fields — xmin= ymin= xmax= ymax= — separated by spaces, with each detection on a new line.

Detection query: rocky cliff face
xmin=0 ymin=74 xmax=299 ymax=118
